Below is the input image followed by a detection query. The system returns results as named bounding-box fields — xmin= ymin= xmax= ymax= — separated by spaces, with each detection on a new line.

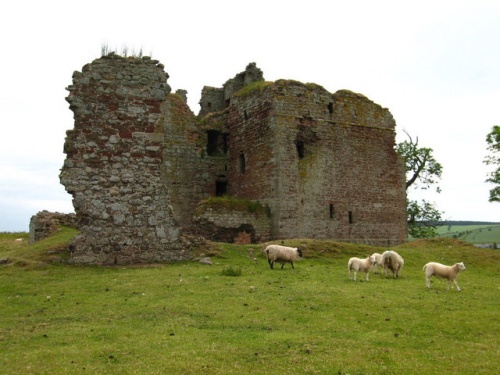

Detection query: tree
xmin=396 ymin=130 xmax=444 ymax=238
xmin=396 ymin=130 xmax=443 ymax=192
xmin=484 ymin=125 xmax=500 ymax=202
xmin=406 ymin=199 xmax=443 ymax=238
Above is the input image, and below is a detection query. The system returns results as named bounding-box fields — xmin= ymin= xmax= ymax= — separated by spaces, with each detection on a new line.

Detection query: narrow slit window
xmin=244 ymin=109 xmax=249 ymax=120
xmin=327 ymin=102 xmax=333 ymax=114
xmin=329 ymin=204 xmax=335 ymax=219
xmin=239 ymin=153 xmax=246 ymax=174
xmin=296 ymin=141 xmax=305 ymax=159
xmin=348 ymin=211 xmax=353 ymax=224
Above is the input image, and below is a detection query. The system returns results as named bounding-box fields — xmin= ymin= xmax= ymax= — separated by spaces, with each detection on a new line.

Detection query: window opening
xmin=244 ymin=109 xmax=249 ymax=120
xmin=216 ymin=181 xmax=227 ymax=196
xmin=207 ymin=130 xmax=220 ymax=156
xmin=239 ymin=153 xmax=246 ymax=174
xmin=329 ymin=204 xmax=335 ymax=219
xmin=207 ymin=131 xmax=228 ymax=156
xmin=348 ymin=211 xmax=353 ymax=224
xmin=296 ymin=141 xmax=305 ymax=159
xmin=327 ymin=102 xmax=333 ymax=114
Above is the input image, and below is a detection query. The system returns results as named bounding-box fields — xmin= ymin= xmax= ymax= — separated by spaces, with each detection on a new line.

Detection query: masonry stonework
xmin=60 ymin=55 xmax=407 ymax=264
xmin=29 ymin=211 xmax=77 ymax=244
xmin=61 ymin=54 xmax=188 ymax=264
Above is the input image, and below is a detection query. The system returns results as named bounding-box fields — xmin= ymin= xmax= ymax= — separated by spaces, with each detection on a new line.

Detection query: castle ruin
xmin=60 ymin=54 xmax=407 ymax=264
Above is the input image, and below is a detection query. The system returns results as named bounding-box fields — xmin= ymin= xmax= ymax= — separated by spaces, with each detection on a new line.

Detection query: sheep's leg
xmin=453 ymin=280 xmax=461 ymax=291
xmin=425 ymin=276 xmax=431 ymax=288
xmin=365 ymin=272 xmax=369 ymax=281
xmin=353 ymin=270 xmax=357 ymax=281
xmin=290 ymin=262 xmax=295 ymax=269
xmin=268 ymin=259 xmax=274 ymax=269
xmin=281 ymin=263 xmax=285 ymax=269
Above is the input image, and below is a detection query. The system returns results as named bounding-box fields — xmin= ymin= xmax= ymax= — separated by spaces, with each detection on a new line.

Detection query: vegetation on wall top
xmin=100 ymin=43 xmax=152 ymax=59
xmin=234 ymin=81 xmax=273 ymax=98
xmin=196 ymin=196 xmax=271 ymax=217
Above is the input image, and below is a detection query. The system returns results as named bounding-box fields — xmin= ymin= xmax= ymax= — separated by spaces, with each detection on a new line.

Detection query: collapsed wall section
xmin=161 ymin=93 xmax=224 ymax=229
xmin=60 ymin=54 xmax=187 ymax=264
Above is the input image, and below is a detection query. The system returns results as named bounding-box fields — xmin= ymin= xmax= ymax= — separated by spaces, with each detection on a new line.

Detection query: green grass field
xmin=1 ymin=229 xmax=499 ymax=374
xmin=436 ymin=224 xmax=500 ymax=245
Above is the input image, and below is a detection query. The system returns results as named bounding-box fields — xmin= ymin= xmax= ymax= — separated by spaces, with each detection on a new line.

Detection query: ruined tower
xmin=61 ymin=54 xmax=187 ymax=264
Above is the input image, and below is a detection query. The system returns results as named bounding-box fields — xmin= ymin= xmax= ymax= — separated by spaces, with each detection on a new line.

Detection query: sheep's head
xmin=457 ymin=262 xmax=466 ymax=271
xmin=368 ymin=255 xmax=376 ymax=264
xmin=297 ymin=248 xmax=303 ymax=258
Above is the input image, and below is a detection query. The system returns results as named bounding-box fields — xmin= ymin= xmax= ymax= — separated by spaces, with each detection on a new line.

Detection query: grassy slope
xmin=436 ymin=225 xmax=500 ymax=244
xmin=0 ymin=232 xmax=499 ymax=374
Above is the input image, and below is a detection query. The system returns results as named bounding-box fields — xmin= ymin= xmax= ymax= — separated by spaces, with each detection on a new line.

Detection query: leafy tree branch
xmin=484 ymin=125 xmax=500 ymax=202
xmin=396 ymin=130 xmax=443 ymax=192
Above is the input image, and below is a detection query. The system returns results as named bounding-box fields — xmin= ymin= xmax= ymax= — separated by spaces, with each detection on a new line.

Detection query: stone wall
xmin=198 ymin=86 xmax=225 ymax=117
xmin=60 ymin=54 xmax=189 ymax=264
xmin=224 ymin=80 xmax=407 ymax=245
xmin=29 ymin=210 xmax=77 ymax=244
xmin=192 ymin=202 xmax=271 ymax=243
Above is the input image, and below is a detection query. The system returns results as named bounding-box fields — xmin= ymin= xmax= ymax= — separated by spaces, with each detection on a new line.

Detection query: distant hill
xmin=435 ymin=222 xmax=500 ymax=245
xmin=438 ymin=221 xmax=500 ymax=226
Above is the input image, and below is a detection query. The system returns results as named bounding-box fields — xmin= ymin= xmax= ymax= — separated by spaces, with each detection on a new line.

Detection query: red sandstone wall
xmin=60 ymin=54 xmax=187 ymax=264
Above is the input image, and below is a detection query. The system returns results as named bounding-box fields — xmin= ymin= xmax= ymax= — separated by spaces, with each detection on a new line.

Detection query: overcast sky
xmin=1 ymin=0 xmax=499 ymax=232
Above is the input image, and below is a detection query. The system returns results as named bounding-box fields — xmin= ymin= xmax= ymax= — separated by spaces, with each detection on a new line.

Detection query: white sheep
xmin=347 ymin=255 xmax=376 ymax=281
xmin=371 ymin=252 xmax=383 ymax=274
xmin=265 ymin=245 xmax=303 ymax=269
xmin=423 ymin=262 xmax=466 ymax=291
xmin=381 ymin=250 xmax=404 ymax=278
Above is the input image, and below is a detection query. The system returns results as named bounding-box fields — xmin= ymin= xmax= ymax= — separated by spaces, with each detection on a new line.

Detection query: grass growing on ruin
xmin=235 ymin=81 xmax=273 ymax=98
xmin=197 ymin=196 xmax=271 ymax=216
xmin=0 ymin=233 xmax=499 ymax=374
